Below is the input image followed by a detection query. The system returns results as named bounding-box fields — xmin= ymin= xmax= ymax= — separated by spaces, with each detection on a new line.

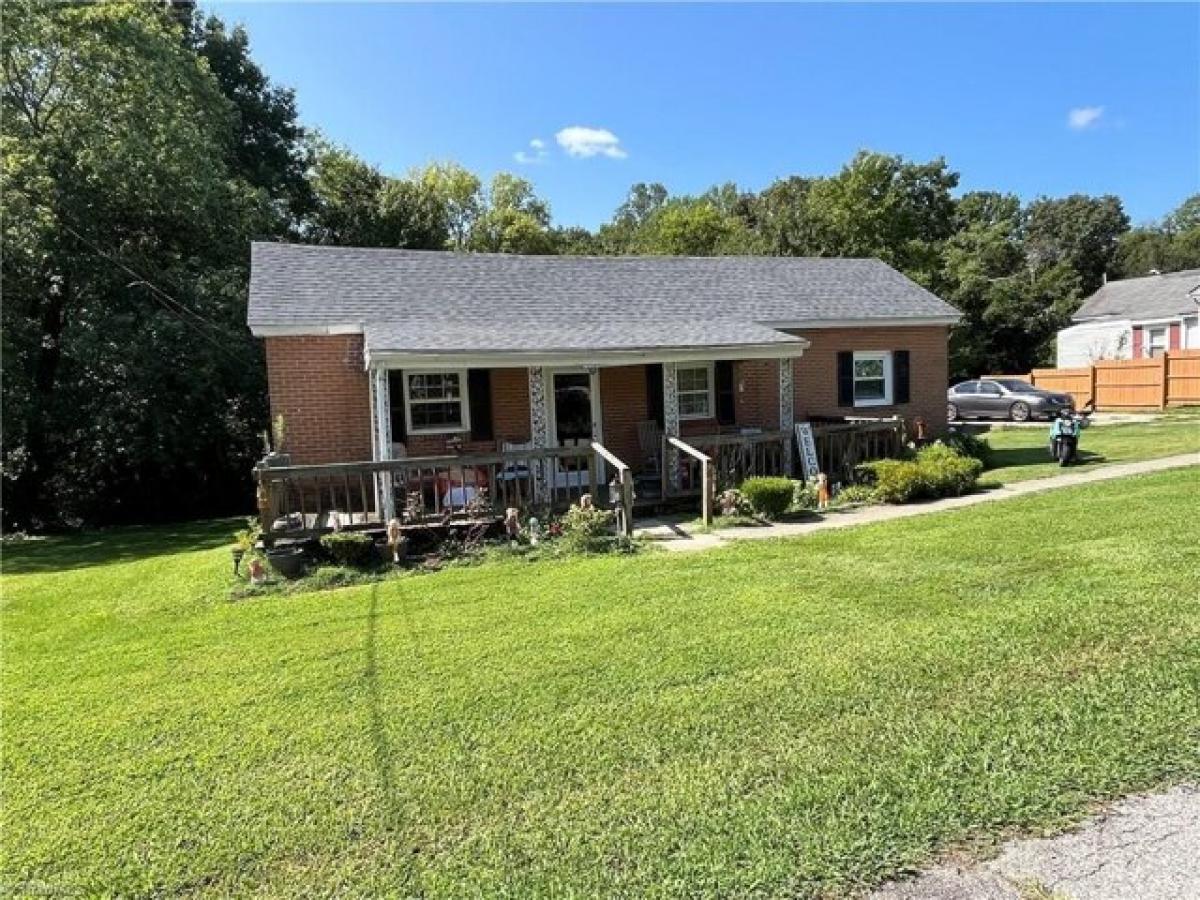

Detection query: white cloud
xmin=555 ymin=126 xmax=628 ymax=159
xmin=1067 ymin=106 xmax=1105 ymax=130
xmin=514 ymin=137 xmax=549 ymax=164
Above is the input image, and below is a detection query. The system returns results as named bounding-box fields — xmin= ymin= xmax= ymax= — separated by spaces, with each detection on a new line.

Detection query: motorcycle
xmin=1049 ymin=407 xmax=1091 ymax=466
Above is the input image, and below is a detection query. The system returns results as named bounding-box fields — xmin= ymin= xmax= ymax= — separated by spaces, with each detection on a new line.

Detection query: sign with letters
xmin=794 ymin=422 xmax=820 ymax=480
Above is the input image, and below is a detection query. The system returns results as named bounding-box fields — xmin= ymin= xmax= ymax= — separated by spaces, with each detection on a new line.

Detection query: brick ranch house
xmin=247 ymin=243 xmax=960 ymax=514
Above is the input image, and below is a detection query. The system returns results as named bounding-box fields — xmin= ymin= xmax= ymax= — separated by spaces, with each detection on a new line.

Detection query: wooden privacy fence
xmin=998 ymin=349 xmax=1200 ymax=410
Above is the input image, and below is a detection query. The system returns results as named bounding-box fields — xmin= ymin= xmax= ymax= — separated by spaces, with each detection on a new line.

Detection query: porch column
xmin=663 ymin=361 xmax=681 ymax=491
xmin=528 ymin=366 xmax=550 ymax=501
xmin=778 ymin=358 xmax=795 ymax=476
xmin=368 ymin=366 xmax=396 ymax=521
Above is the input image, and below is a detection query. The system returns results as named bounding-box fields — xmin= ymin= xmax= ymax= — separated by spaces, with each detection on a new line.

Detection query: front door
xmin=547 ymin=369 xmax=604 ymax=487
xmin=552 ymin=371 xmax=594 ymax=446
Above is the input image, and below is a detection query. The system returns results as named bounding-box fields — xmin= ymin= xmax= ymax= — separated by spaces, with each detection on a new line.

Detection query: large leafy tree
xmin=1111 ymin=194 xmax=1200 ymax=279
xmin=1024 ymin=194 xmax=1129 ymax=295
xmin=468 ymin=173 xmax=554 ymax=254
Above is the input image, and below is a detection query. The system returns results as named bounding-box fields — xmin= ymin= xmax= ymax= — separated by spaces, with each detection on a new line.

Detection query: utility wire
xmin=61 ymin=224 xmax=255 ymax=367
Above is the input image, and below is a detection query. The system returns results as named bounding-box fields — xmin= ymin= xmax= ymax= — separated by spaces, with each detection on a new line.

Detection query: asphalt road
xmin=870 ymin=784 xmax=1200 ymax=900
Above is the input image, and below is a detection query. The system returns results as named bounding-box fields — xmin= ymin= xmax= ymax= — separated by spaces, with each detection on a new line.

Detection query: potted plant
xmin=265 ymin=543 xmax=308 ymax=579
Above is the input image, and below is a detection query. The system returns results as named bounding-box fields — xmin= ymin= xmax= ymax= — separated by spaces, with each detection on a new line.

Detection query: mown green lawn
xmin=3 ymin=470 xmax=1198 ymax=898
xmin=978 ymin=410 xmax=1199 ymax=485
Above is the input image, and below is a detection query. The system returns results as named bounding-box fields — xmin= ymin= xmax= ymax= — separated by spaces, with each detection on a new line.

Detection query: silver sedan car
xmin=948 ymin=378 xmax=1075 ymax=422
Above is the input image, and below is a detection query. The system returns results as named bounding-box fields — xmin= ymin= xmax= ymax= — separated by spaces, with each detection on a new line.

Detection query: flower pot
xmin=265 ymin=546 xmax=307 ymax=579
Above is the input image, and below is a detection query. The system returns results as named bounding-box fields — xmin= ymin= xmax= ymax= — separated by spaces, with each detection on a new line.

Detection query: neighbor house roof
xmin=247 ymin=242 xmax=959 ymax=360
xmin=1073 ymin=269 xmax=1200 ymax=322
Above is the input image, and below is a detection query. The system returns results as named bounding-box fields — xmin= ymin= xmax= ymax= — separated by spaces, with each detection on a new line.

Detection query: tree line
xmin=4 ymin=0 xmax=1197 ymax=530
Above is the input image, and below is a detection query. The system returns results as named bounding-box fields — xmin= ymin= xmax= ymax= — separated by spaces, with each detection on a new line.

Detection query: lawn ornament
xmin=579 ymin=494 xmax=593 ymax=510
xmin=248 ymin=557 xmax=267 ymax=585
xmin=528 ymin=516 xmax=541 ymax=546
xmin=816 ymin=472 xmax=830 ymax=510
xmin=386 ymin=518 xmax=406 ymax=563
xmin=504 ymin=508 xmax=521 ymax=543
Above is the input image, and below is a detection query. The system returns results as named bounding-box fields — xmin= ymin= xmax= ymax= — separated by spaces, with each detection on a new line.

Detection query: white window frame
xmin=852 ymin=351 xmax=893 ymax=407
xmin=402 ymin=369 xmax=471 ymax=435
xmin=1144 ymin=325 xmax=1169 ymax=358
xmin=676 ymin=362 xmax=716 ymax=421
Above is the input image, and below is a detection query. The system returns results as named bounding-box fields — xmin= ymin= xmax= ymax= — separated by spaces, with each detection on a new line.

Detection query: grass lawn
xmin=978 ymin=409 xmax=1199 ymax=486
xmin=3 ymin=470 xmax=1198 ymax=897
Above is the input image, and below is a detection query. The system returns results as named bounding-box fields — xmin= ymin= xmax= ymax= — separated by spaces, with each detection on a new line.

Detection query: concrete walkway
xmin=870 ymin=784 xmax=1200 ymax=900
xmin=635 ymin=452 xmax=1198 ymax=552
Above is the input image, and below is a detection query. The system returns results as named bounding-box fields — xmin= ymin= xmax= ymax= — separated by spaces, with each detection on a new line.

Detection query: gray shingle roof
xmin=1073 ymin=269 xmax=1200 ymax=322
xmin=248 ymin=242 xmax=959 ymax=352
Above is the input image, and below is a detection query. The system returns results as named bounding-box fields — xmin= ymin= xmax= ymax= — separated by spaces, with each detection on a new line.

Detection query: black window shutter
xmin=837 ymin=352 xmax=854 ymax=408
xmin=388 ymin=369 xmax=407 ymax=443
xmin=893 ymin=351 xmax=911 ymax=405
xmin=715 ymin=360 xmax=736 ymax=425
xmin=468 ymin=369 xmax=493 ymax=441
xmin=646 ymin=364 xmax=664 ymax=428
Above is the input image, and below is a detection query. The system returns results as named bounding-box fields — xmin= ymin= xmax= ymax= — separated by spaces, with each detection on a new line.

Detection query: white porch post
xmin=778 ymin=358 xmax=795 ymax=476
xmin=663 ymin=361 xmax=681 ymax=491
xmin=370 ymin=366 xmax=395 ymax=521
xmin=528 ymin=366 xmax=550 ymax=501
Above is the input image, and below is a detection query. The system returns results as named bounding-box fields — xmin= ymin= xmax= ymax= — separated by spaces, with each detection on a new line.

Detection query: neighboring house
xmin=247 ymin=243 xmax=960 ymax=471
xmin=1057 ymin=269 xmax=1200 ymax=367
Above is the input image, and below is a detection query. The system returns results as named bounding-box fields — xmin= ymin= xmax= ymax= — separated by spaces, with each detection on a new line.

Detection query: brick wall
xmin=731 ymin=359 xmax=781 ymax=430
xmin=265 ymin=335 xmax=372 ymax=465
xmin=789 ymin=325 xmax=950 ymax=432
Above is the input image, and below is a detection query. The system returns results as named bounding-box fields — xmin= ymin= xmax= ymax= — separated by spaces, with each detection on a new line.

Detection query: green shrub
xmin=716 ymin=488 xmax=753 ymax=517
xmin=833 ymin=483 xmax=876 ymax=506
xmin=792 ymin=479 xmax=820 ymax=510
xmin=319 ymin=531 xmax=377 ymax=568
xmin=942 ymin=431 xmax=992 ymax=467
xmin=740 ymin=477 xmax=795 ymax=519
xmin=861 ymin=445 xmax=982 ymax=503
xmin=917 ymin=443 xmax=983 ymax=496
xmin=559 ymin=504 xmax=617 ymax=554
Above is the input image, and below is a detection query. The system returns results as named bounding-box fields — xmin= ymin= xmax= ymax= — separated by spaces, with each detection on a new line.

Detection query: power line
xmin=61 ymin=225 xmax=255 ymax=367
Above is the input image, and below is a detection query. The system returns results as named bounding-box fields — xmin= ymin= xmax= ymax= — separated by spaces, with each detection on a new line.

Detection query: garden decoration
xmin=504 ymin=508 xmax=521 ymax=543
xmin=579 ymin=493 xmax=593 ymax=510
xmin=231 ymin=546 xmax=245 ymax=575
xmin=386 ymin=518 xmax=406 ymax=564
xmin=816 ymin=473 xmax=830 ymax=510
xmin=527 ymin=517 xmax=541 ymax=545
xmin=247 ymin=557 xmax=266 ymax=585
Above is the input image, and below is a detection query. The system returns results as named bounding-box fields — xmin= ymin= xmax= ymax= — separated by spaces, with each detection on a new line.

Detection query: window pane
xmin=679 ymin=392 xmax=710 ymax=417
xmin=410 ymin=401 xmax=463 ymax=429
xmin=408 ymin=372 xmax=460 ymax=400
xmin=854 ymin=358 xmax=884 ymax=379
xmin=677 ymin=366 xmax=708 ymax=392
xmin=855 ymin=378 xmax=886 ymax=401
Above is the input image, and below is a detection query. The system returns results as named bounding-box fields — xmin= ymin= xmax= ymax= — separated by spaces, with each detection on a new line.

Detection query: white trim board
xmin=365 ymin=342 xmax=811 ymax=370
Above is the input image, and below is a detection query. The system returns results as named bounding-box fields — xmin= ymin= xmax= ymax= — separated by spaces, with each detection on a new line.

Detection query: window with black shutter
xmin=715 ymin=360 xmax=735 ymax=424
xmin=468 ymin=369 xmax=494 ymax=441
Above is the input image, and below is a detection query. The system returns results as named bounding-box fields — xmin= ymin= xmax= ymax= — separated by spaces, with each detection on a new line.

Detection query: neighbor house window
xmin=852 ymin=351 xmax=892 ymax=406
xmin=1144 ymin=326 xmax=1168 ymax=358
xmin=676 ymin=363 xmax=715 ymax=419
xmin=404 ymin=371 xmax=469 ymax=433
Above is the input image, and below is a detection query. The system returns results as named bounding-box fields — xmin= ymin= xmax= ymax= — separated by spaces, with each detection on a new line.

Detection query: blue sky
xmin=216 ymin=2 xmax=1199 ymax=229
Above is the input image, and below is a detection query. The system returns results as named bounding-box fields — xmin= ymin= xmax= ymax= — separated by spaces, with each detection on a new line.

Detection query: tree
xmin=1024 ymin=194 xmax=1129 ymax=295
xmin=1112 ymin=194 xmax=1200 ymax=279
xmin=416 ymin=162 xmax=482 ymax=250
xmin=468 ymin=173 xmax=554 ymax=254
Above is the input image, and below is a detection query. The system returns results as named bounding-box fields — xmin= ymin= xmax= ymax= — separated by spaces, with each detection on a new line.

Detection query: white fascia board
xmin=365 ymin=340 xmax=811 ymax=371
xmin=759 ymin=315 xmax=960 ymax=329
xmin=249 ymin=323 xmax=363 ymax=337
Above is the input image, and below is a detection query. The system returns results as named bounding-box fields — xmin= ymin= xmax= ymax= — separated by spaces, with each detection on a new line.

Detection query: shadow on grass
xmin=1 ymin=518 xmax=240 ymax=575
xmin=986 ymin=447 xmax=1107 ymax=473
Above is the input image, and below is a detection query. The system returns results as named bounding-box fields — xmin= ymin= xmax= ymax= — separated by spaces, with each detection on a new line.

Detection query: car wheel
xmin=947 ymin=402 xmax=959 ymax=421
xmin=1009 ymin=401 xmax=1031 ymax=422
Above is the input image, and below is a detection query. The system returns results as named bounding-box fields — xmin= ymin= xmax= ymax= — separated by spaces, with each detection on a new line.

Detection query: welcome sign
xmin=794 ymin=422 xmax=820 ymax=480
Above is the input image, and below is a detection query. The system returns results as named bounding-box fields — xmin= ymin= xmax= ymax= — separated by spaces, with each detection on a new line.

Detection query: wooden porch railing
xmin=666 ymin=437 xmax=715 ymax=526
xmin=255 ymin=442 xmax=634 ymax=537
xmin=664 ymin=430 xmax=790 ymax=497
xmin=809 ymin=419 xmax=906 ymax=485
